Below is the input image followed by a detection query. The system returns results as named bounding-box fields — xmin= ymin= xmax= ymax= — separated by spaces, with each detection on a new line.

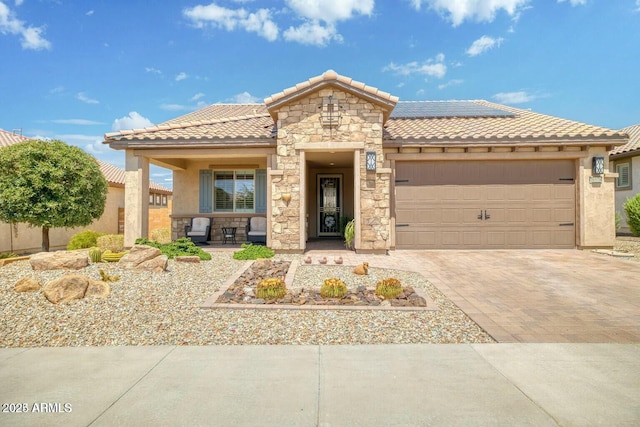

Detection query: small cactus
xmin=89 ymin=247 xmax=102 ymax=263
xmin=102 ymin=250 xmax=128 ymax=262
xmin=256 ymin=278 xmax=287 ymax=300
xmin=99 ymin=269 xmax=120 ymax=282
xmin=320 ymin=278 xmax=347 ymax=298
xmin=375 ymin=278 xmax=402 ymax=300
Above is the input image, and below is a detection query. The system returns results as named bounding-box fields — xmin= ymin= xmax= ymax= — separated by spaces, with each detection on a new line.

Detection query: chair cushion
xmin=187 ymin=231 xmax=207 ymax=237
xmin=250 ymin=217 xmax=267 ymax=232
xmin=248 ymin=231 xmax=266 ymax=236
xmin=191 ymin=217 xmax=210 ymax=233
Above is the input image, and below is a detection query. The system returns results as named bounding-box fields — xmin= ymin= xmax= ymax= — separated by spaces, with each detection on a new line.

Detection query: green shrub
xmin=97 ymin=234 xmax=124 ymax=252
xmin=99 ymin=269 xmax=120 ymax=282
xmin=624 ymin=194 xmax=640 ymax=236
xmin=375 ymin=278 xmax=403 ymax=300
xmin=615 ymin=211 xmax=622 ymax=232
xmin=67 ymin=230 xmax=105 ymax=250
xmin=135 ymin=237 xmax=212 ymax=260
xmin=256 ymin=278 xmax=286 ymax=300
xmin=233 ymin=243 xmax=274 ymax=260
xmin=151 ymin=228 xmax=171 ymax=244
xmin=320 ymin=278 xmax=347 ymax=298
xmin=0 ymin=252 xmax=18 ymax=259
xmin=344 ymin=219 xmax=355 ymax=250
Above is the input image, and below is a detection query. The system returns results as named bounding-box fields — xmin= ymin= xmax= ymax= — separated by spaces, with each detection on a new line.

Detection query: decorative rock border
xmin=201 ymin=259 xmax=438 ymax=312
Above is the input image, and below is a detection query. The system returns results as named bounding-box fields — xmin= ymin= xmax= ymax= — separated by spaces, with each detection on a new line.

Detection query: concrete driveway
xmin=393 ymin=249 xmax=640 ymax=343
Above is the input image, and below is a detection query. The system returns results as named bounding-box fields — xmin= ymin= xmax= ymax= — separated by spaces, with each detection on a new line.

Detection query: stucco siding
xmin=614 ymin=154 xmax=640 ymax=233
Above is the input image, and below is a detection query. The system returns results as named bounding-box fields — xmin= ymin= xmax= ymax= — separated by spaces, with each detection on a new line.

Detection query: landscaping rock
xmin=14 ymin=277 xmax=41 ymax=292
xmin=85 ymin=280 xmax=111 ymax=299
xmin=118 ymin=245 xmax=166 ymax=272
xmin=30 ymin=251 xmax=89 ymax=271
xmin=42 ymin=274 xmax=90 ymax=304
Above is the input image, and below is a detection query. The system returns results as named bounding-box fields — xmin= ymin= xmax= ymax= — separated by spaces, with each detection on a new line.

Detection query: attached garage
xmin=394 ymin=160 xmax=576 ymax=249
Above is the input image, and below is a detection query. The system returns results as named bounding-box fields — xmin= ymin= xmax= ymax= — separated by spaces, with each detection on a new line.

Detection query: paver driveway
xmin=396 ymin=250 xmax=640 ymax=343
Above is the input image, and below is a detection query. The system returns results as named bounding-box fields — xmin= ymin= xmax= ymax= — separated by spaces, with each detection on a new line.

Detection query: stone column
xmin=124 ymin=149 xmax=149 ymax=247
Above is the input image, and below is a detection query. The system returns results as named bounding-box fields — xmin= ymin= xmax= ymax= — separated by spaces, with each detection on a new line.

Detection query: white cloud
xmin=285 ymin=0 xmax=374 ymax=23
xmin=145 ymin=67 xmax=162 ymax=74
xmin=183 ymin=3 xmax=278 ymax=42
xmin=466 ymin=35 xmax=504 ymax=56
xmin=493 ymin=91 xmax=538 ymax=104
xmin=50 ymin=86 xmax=64 ymax=94
xmin=52 ymin=119 xmax=106 ymax=125
xmin=0 ymin=2 xmax=51 ymax=50
xmin=228 ymin=91 xmax=260 ymax=103
xmin=410 ymin=0 xmax=530 ymax=27
xmin=383 ymin=54 xmax=447 ymax=79
xmin=557 ymin=0 xmax=586 ymax=5
xmin=283 ymin=21 xmax=342 ymax=46
xmin=160 ymin=103 xmax=195 ymax=111
xmin=15 ymin=0 xmax=24 ymax=6
xmin=438 ymin=79 xmax=463 ymax=90
xmin=86 ymin=10 xmax=94 ymax=16
xmin=111 ymin=112 xmax=154 ymax=131
xmin=175 ymin=72 xmax=188 ymax=81
xmin=56 ymin=134 xmax=105 ymax=155
xmin=76 ymin=92 xmax=99 ymax=104
xmin=191 ymin=92 xmax=205 ymax=101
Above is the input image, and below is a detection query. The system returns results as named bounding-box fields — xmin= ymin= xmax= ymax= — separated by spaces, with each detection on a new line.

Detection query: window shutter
xmin=199 ymin=170 xmax=212 ymax=213
xmin=617 ymin=163 xmax=630 ymax=188
xmin=255 ymin=169 xmax=267 ymax=213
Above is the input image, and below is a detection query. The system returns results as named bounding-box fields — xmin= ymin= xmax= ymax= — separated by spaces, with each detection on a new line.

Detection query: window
xmin=616 ymin=163 xmax=631 ymax=189
xmin=214 ymin=170 xmax=255 ymax=212
xmin=149 ymin=194 xmax=154 ymax=205
xmin=162 ymin=195 xmax=168 ymax=206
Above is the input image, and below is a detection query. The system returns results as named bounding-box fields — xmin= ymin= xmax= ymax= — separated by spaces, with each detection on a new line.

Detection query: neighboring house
xmin=0 ymin=129 xmax=172 ymax=253
xmin=610 ymin=124 xmax=640 ymax=234
xmin=104 ymin=70 xmax=627 ymax=252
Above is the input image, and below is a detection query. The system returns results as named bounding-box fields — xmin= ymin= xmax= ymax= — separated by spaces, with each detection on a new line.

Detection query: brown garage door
xmin=395 ymin=160 xmax=576 ymax=249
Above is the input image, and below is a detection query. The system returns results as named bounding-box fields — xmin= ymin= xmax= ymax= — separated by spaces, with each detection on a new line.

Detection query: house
xmin=610 ymin=124 xmax=640 ymax=234
xmin=0 ymin=129 xmax=172 ymax=253
xmin=104 ymin=70 xmax=627 ymax=252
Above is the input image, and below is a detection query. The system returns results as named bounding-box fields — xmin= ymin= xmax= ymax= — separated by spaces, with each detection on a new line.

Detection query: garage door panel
xmin=395 ymin=160 xmax=576 ymax=249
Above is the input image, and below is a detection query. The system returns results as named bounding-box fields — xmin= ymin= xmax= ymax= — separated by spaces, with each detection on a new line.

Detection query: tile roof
xmin=0 ymin=128 xmax=30 ymax=148
xmin=611 ymin=124 xmax=640 ymax=156
xmin=384 ymin=101 xmax=626 ymax=143
xmin=97 ymin=160 xmax=172 ymax=194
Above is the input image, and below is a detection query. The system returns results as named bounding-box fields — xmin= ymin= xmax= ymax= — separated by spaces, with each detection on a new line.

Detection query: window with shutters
xmin=214 ymin=170 xmax=255 ymax=212
xmin=616 ymin=162 xmax=631 ymax=189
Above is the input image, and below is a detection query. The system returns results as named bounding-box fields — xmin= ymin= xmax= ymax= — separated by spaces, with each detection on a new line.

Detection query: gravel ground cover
xmin=614 ymin=236 xmax=640 ymax=261
xmin=0 ymin=252 xmax=494 ymax=346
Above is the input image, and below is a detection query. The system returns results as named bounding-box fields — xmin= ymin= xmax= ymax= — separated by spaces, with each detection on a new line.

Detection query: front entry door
xmin=318 ymin=174 xmax=342 ymax=236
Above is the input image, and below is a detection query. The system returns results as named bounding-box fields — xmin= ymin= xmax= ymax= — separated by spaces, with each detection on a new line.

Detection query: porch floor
xmin=197 ymin=238 xmax=348 ymax=253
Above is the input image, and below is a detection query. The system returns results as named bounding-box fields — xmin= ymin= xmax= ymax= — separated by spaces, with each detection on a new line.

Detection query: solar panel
xmin=390 ymin=101 xmax=516 ymax=119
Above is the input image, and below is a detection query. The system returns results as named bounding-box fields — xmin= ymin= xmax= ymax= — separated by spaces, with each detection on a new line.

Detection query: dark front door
xmin=318 ymin=174 xmax=342 ymax=236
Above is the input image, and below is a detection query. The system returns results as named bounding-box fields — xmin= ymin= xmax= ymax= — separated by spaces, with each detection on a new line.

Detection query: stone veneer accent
xmin=271 ymin=88 xmax=391 ymax=252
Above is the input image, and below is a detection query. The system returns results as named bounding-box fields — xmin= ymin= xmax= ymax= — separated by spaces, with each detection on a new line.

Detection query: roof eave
xmin=106 ymin=137 xmax=276 ymax=150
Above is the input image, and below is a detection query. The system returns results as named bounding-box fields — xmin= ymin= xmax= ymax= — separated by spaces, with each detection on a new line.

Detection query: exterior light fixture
xmin=592 ymin=156 xmax=604 ymax=175
xmin=281 ymin=193 xmax=292 ymax=205
xmin=366 ymin=151 xmax=376 ymax=171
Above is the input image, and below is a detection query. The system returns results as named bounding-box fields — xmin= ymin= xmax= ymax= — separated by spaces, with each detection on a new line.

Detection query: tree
xmin=0 ymin=139 xmax=108 ymax=251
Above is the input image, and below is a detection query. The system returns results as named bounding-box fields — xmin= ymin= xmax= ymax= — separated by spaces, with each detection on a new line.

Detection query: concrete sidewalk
xmin=1 ymin=344 xmax=638 ymax=426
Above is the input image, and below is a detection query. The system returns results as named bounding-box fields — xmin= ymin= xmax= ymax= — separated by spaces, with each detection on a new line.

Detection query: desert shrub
xmin=233 ymin=243 xmax=274 ymax=260
xmin=151 ymin=228 xmax=171 ymax=244
xmin=256 ymin=278 xmax=286 ymax=300
xmin=89 ymin=247 xmax=103 ymax=263
xmin=97 ymin=234 xmax=124 ymax=252
xmin=99 ymin=269 xmax=120 ymax=282
xmin=67 ymin=230 xmax=105 ymax=250
xmin=320 ymin=278 xmax=347 ymax=298
xmin=135 ymin=237 xmax=212 ymax=260
xmin=344 ymin=219 xmax=355 ymax=250
xmin=615 ymin=211 xmax=622 ymax=232
xmin=375 ymin=278 xmax=403 ymax=300
xmin=624 ymin=194 xmax=640 ymax=236
xmin=0 ymin=252 xmax=18 ymax=259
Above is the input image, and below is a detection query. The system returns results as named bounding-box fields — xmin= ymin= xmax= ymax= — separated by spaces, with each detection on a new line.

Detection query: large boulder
xmin=14 ymin=277 xmax=41 ymax=292
xmin=30 ymin=251 xmax=89 ymax=271
xmin=42 ymin=274 xmax=110 ymax=304
xmin=119 ymin=245 xmax=167 ymax=272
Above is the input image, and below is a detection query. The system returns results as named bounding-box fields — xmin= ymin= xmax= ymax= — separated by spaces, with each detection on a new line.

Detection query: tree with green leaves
xmin=0 ymin=139 xmax=108 ymax=251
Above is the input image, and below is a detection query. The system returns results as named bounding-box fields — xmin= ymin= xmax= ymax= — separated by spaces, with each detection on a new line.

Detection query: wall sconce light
xmin=281 ymin=193 xmax=292 ymax=205
xmin=366 ymin=151 xmax=376 ymax=171
xmin=592 ymin=156 xmax=604 ymax=175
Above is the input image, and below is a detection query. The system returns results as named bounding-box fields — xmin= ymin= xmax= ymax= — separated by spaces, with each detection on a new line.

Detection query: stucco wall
xmin=0 ymin=186 xmax=124 ymax=254
xmin=613 ymin=154 xmax=640 ymax=233
xmin=577 ymin=148 xmax=617 ymax=247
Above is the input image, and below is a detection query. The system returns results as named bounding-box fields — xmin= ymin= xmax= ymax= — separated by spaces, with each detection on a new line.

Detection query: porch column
xmin=299 ymin=150 xmax=306 ymax=250
xmin=124 ymin=149 xmax=149 ymax=247
xmin=353 ymin=149 xmax=362 ymax=250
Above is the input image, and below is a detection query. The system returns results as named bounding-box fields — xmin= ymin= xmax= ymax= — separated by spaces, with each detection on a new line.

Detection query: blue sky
xmin=1 ymin=0 xmax=639 ymax=189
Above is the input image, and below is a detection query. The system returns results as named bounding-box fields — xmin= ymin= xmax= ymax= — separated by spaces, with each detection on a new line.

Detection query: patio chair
xmin=184 ymin=217 xmax=211 ymax=244
xmin=246 ymin=217 xmax=267 ymax=245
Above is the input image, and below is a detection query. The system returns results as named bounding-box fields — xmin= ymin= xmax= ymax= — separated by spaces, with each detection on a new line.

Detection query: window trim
xmin=213 ymin=170 xmax=256 ymax=213
xmin=615 ymin=162 xmax=631 ymax=190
